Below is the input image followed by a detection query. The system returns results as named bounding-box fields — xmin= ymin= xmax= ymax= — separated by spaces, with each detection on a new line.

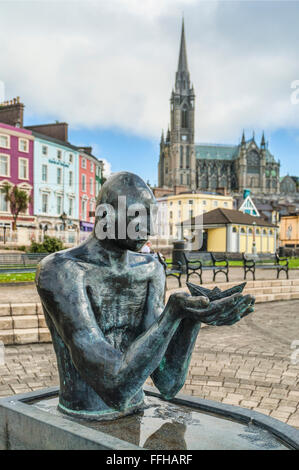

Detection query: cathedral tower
xmin=158 ymin=20 xmax=196 ymax=190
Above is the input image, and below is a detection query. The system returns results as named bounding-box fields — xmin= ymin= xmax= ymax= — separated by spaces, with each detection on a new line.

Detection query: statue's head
xmin=93 ymin=171 xmax=157 ymax=251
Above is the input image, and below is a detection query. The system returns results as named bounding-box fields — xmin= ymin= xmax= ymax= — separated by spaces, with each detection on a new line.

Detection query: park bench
xmin=242 ymin=253 xmax=289 ymax=280
xmin=164 ymin=260 xmax=183 ymax=287
xmin=0 ymin=253 xmax=48 ymax=274
xmin=183 ymin=251 xmax=229 ymax=284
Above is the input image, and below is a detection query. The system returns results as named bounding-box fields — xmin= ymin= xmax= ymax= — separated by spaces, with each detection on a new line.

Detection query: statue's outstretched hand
xmin=167 ymin=292 xmax=254 ymax=326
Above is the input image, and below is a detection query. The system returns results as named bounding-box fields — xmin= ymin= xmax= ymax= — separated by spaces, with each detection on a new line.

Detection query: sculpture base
xmin=0 ymin=386 xmax=298 ymax=450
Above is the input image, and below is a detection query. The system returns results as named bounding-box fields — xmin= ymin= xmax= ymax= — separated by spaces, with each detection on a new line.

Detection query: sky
xmin=1 ymin=0 xmax=299 ymax=185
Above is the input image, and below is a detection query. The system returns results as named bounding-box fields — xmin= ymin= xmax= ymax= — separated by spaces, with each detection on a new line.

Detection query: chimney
xmin=25 ymin=122 xmax=69 ymax=142
xmin=0 ymin=96 xmax=24 ymax=127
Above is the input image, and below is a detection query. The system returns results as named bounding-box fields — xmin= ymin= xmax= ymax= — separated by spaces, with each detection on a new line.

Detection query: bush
xmin=28 ymin=236 xmax=64 ymax=254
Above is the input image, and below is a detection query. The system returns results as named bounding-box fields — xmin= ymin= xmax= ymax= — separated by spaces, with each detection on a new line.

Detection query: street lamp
xmin=60 ymin=212 xmax=67 ymax=231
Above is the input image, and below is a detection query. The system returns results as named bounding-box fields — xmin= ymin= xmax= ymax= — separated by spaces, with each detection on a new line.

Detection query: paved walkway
xmin=0 ymin=299 xmax=298 ymax=429
xmin=0 ymin=267 xmax=298 ymax=304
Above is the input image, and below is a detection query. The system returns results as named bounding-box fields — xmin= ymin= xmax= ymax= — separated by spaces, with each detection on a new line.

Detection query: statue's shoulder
xmin=36 ymin=248 xmax=85 ymax=288
xmin=129 ymin=252 xmax=165 ymax=275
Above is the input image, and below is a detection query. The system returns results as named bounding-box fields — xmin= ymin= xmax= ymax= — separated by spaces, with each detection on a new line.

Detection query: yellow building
xmin=156 ymin=192 xmax=233 ymax=240
xmin=280 ymin=214 xmax=299 ymax=248
xmin=182 ymin=208 xmax=278 ymax=253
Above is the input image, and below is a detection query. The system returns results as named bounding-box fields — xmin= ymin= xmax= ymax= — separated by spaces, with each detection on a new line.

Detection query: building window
xmin=202 ymin=200 xmax=206 ymax=206
xmin=69 ymin=154 xmax=73 ymax=164
xmin=180 ymin=174 xmax=183 ymax=185
xmin=240 ymin=228 xmax=245 ymax=233
xmin=57 ymin=150 xmax=62 ymax=160
xmin=90 ymin=162 xmax=94 ymax=173
xmin=188 ymin=200 xmax=193 ymax=205
xmin=42 ymin=193 xmax=48 ymax=213
xmin=69 ymin=171 xmax=73 ymax=187
xmin=68 ymin=197 xmax=73 ymax=217
xmin=42 ymin=164 xmax=48 ymax=182
xmin=180 ymin=146 xmax=183 ymax=168
xmin=82 ymin=174 xmax=86 ymax=192
xmin=82 ymin=199 xmax=87 ymax=220
xmin=213 ymin=201 xmax=218 ymax=207
xmin=186 ymin=147 xmax=190 ymax=168
xmin=0 ymin=188 xmax=8 ymax=212
xmin=90 ymin=177 xmax=94 ymax=195
xmin=181 ymin=107 xmax=188 ymax=128
xmin=57 ymin=167 xmax=62 ymax=184
xmin=0 ymin=134 xmax=10 ymax=149
xmin=178 ymin=200 xmax=181 ymax=205
xmin=42 ymin=145 xmax=48 ymax=156
xmin=57 ymin=195 xmax=63 ymax=215
xmin=224 ymin=202 xmax=228 ymax=207
xmin=82 ymin=158 xmax=86 ymax=169
xmin=18 ymin=158 xmax=28 ymax=180
xmin=0 ymin=154 xmax=9 ymax=176
xmin=19 ymin=138 xmax=29 ymax=153
xmin=169 ymin=211 xmax=173 ymax=219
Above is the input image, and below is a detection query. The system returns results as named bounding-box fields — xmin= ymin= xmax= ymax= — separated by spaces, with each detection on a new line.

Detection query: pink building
xmin=0 ymin=123 xmax=35 ymax=237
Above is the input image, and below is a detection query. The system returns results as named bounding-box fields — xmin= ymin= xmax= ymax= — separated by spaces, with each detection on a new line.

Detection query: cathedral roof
xmin=195 ymin=141 xmax=276 ymax=163
xmin=195 ymin=143 xmax=238 ymax=160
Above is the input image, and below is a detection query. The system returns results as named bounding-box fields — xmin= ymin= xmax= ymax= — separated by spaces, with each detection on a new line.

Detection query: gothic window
xmin=186 ymin=147 xmax=190 ymax=168
xmin=180 ymin=146 xmax=183 ymax=168
xmin=220 ymin=176 xmax=227 ymax=187
xmin=187 ymin=174 xmax=190 ymax=186
xmin=200 ymin=175 xmax=208 ymax=190
xmin=210 ymin=175 xmax=217 ymax=190
xmin=181 ymin=106 xmax=188 ymax=128
xmin=180 ymin=174 xmax=183 ymax=185
xmin=247 ymin=150 xmax=260 ymax=174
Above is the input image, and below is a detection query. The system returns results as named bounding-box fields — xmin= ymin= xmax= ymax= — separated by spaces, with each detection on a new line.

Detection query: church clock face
xmin=181 ymin=135 xmax=187 ymax=141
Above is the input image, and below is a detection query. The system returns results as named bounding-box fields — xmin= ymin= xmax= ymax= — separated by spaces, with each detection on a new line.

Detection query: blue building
xmin=32 ymin=131 xmax=80 ymax=244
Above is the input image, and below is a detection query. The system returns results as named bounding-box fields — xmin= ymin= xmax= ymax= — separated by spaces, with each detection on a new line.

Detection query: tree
xmin=2 ymin=183 xmax=32 ymax=231
xmin=28 ymin=235 xmax=64 ymax=254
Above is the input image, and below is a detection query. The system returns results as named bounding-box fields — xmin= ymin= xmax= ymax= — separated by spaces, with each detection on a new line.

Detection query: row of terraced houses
xmin=0 ymin=97 xmax=104 ymax=247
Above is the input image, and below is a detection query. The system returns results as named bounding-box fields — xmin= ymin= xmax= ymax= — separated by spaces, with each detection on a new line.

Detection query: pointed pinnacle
xmin=178 ymin=17 xmax=188 ymax=72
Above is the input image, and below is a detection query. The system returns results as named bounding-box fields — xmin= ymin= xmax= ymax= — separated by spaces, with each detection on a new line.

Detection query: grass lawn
xmin=0 ymin=272 xmax=36 ymax=283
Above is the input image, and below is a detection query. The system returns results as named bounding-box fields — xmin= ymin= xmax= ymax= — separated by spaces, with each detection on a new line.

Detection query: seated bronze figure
xmin=36 ymin=172 xmax=254 ymax=420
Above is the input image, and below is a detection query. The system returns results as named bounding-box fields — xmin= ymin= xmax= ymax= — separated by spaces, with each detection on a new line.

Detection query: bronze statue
xmin=36 ymin=172 xmax=254 ymax=420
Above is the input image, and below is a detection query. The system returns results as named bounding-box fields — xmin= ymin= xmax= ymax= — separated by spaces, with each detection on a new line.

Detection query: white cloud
xmin=0 ymin=81 xmax=4 ymax=102
xmin=0 ymin=0 xmax=299 ymax=144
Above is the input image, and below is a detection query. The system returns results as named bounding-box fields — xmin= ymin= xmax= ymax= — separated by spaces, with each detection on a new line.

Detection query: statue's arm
xmin=144 ymin=265 xmax=202 ymax=399
xmin=36 ymin=259 xmax=183 ymax=411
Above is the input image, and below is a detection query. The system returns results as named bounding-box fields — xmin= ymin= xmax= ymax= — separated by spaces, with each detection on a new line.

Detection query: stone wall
xmin=0 ymin=303 xmax=50 ymax=345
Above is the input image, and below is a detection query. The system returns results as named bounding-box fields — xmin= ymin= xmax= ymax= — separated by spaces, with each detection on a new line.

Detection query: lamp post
xmin=252 ymin=221 xmax=257 ymax=255
xmin=60 ymin=212 xmax=68 ymax=242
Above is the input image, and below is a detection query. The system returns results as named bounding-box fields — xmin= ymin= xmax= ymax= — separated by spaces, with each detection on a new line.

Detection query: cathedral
xmin=158 ymin=20 xmax=280 ymax=196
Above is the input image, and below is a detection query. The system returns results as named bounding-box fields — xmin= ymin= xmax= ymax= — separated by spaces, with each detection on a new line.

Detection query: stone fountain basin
xmin=0 ymin=385 xmax=298 ymax=450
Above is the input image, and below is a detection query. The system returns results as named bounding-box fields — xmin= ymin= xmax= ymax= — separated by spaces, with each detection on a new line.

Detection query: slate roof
xmin=183 ymin=208 xmax=277 ymax=227
xmin=195 ymin=139 xmax=276 ymax=163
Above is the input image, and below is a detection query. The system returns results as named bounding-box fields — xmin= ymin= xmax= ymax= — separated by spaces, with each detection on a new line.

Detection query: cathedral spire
xmin=178 ymin=18 xmax=188 ymax=73
xmin=175 ymin=18 xmax=190 ymax=93
xmin=261 ymin=131 xmax=266 ymax=148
